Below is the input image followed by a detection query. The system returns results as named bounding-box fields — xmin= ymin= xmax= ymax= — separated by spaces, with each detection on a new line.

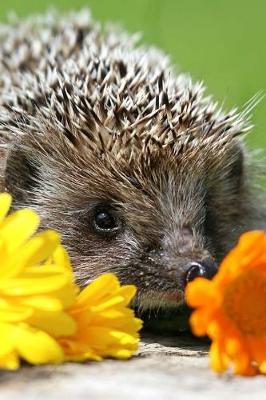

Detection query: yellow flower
xmin=0 ymin=193 xmax=78 ymax=369
xmin=0 ymin=193 xmax=142 ymax=369
xmin=185 ymin=230 xmax=266 ymax=376
xmin=59 ymin=273 xmax=143 ymax=361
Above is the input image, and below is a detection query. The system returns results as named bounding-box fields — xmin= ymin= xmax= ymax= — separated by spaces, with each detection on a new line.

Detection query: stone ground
xmin=0 ymin=333 xmax=265 ymax=400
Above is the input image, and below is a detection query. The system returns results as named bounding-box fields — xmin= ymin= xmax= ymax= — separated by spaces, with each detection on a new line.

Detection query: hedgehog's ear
xmin=4 ymin=144 xmax=41 ymax=206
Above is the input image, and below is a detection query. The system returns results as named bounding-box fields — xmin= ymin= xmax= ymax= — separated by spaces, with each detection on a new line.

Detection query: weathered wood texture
xmin=0 ymin=334 xmax=264 ymax=399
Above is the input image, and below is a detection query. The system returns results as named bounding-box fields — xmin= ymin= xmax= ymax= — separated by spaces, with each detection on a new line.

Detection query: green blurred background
xmin=0 ymin=0 xmax=265 ymax=149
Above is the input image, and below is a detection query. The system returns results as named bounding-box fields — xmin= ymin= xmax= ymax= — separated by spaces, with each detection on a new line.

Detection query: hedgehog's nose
xmin=184 ymin=259 xmax=218 ymax=285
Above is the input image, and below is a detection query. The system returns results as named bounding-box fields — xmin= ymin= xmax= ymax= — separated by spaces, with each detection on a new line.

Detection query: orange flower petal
xmin=185 ymin=277 xmax=220 ymax=308
xmin=209 ymin=341 xmax=229 ymax=373
xmin=189 ymin=308 xmax=214 ymax=336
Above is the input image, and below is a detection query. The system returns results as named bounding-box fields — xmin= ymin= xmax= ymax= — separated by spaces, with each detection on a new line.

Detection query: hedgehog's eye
xmin=93 ymin=207 xmax=120 ymax=236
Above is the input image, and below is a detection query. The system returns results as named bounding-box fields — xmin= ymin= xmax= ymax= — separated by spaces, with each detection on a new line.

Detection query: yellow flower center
xmin=223 ymin=269 xmax=266 ymax=336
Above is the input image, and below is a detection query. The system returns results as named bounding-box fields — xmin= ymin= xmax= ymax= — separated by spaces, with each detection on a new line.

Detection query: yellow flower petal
xmin=15 ymin=324 xmax=64 ymax=365
xmin=0 ymin=351 xmax=19 ymax=370
xmin=0 ymin=322 xmax=64 ymax=369
xmin=0 ymin=322 xmax=16 ymax=357
xmin=19 ymin=295 xmax=63 ymax=311
xmin=116 ymin=285 xmax=137 ymax=305
xmin=0 ymin=209 xmax=39 ymax=253
xmin=0 ymin=300 xmax=32 ymax=322
xmin=0 ymin=231 xmax=60 ymax=279
xmin=77 ymin=273 xmax=120 ymax=305
xmin=51 ymin=245 xmax=75 ymax=280
xmin=30 ymin=310 xmax=77 ymax=337
xmin=0 ymin=274 xmax=70 ymax=296
xmin=90 ymin=294 xmax=131 ymax=313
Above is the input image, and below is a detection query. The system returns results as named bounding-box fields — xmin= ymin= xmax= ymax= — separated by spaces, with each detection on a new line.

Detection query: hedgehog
xmin=0 ymin=10 xmax=265 ymax=316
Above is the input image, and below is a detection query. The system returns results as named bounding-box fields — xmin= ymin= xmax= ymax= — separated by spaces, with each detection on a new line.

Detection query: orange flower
xmin=185 ymin=230 xmax=266 ymax=376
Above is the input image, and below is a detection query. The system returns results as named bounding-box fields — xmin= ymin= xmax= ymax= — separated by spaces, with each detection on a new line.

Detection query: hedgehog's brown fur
xmin=0 ymin=10 xmax=265 ymax=314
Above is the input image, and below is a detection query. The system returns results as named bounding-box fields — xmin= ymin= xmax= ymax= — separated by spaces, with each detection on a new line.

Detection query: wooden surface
xmin=0 ymin=333 xmax=265 ymax=400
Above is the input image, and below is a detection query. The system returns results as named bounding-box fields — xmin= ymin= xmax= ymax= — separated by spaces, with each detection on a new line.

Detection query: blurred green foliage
xmin=0 ymin=0 xmax=265 ymax=148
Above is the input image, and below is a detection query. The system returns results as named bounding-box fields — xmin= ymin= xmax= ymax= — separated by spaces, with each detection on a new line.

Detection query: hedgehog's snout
xmin=162 ymin=227 xmax=218 ymax=291
xmin=184 ymin=259 xmax=218 ymax=286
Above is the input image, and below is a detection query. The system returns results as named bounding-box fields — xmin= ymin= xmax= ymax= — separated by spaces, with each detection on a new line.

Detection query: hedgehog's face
xmin=5 ymin=138 xmax=251 ymax=315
